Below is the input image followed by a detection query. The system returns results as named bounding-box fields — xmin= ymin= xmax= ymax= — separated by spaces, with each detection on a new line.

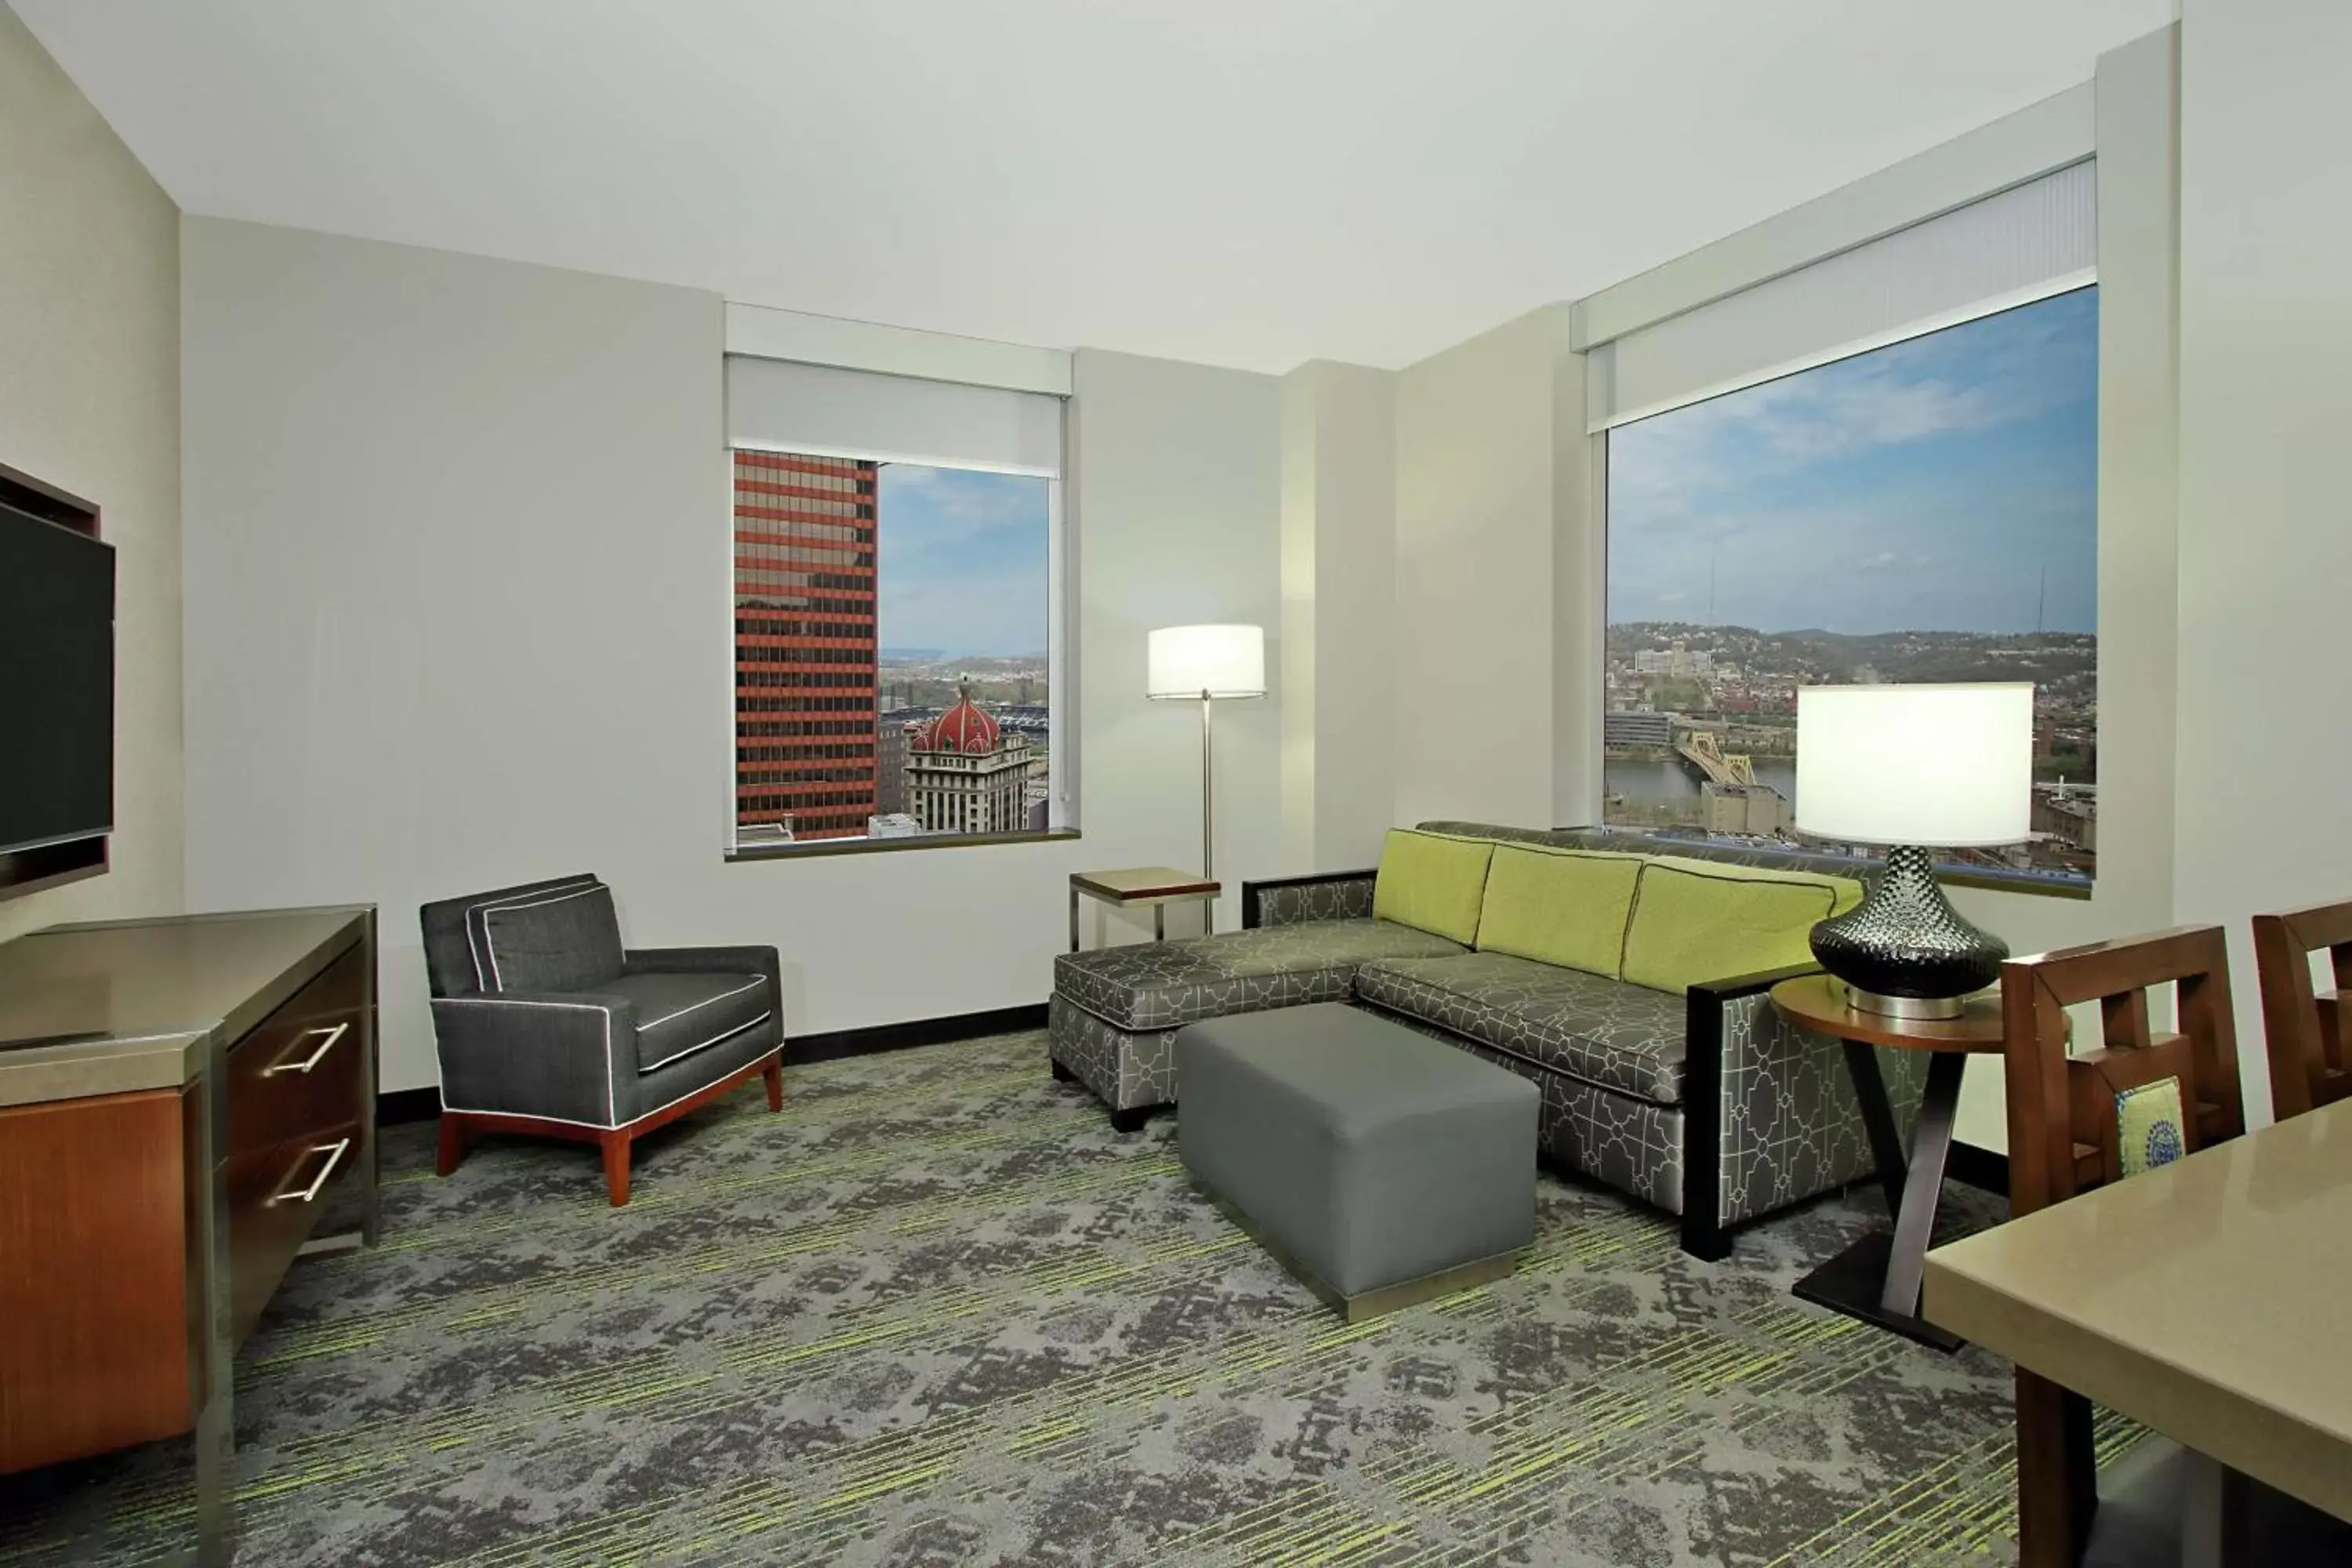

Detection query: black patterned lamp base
xmin=1809 ymin=844 xmax=2008 ymax=1018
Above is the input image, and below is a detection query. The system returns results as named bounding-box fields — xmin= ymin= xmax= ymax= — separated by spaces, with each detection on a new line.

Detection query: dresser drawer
xmin=228 ymin=940 xmax=368 ymax=1160
xmin=224 ymin=939 xmax=369 ymax=1347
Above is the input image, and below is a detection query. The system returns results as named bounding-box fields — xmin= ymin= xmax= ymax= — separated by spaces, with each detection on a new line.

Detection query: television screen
xmin=0 ymin=503 xmax=114 ymax=855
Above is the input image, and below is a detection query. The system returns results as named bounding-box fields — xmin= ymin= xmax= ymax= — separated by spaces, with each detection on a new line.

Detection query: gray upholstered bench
xmin=1177 ymin=1003 xmax=1539 ymax=1321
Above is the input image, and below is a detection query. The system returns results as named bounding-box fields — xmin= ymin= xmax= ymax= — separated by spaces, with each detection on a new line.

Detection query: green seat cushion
xmin=1621 ymin=856 xmax=1859 ymax=996
xmin=1473 ymin=844 xmax=1646 ymax=979
xmin=1371 ymin=829 xmax=1495 ymax=946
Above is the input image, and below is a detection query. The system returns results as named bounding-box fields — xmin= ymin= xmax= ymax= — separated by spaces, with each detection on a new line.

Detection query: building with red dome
xmin=906 ymin=678 xmax=1036 ymax=835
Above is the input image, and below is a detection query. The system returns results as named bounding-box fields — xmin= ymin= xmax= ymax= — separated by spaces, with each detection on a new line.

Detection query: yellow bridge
xmin=1676 ymin=731 xmax=1757 ymax=789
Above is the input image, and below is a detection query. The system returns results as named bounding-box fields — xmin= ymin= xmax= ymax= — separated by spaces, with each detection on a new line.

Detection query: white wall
xmin=1392 ymin=307 xmax=1573 ymax=830
xmin=1073 ymin=350 xmax=1284 ymax=924
xmin=1279 ymin=359 xmax=1396 ymax=873
xmin=2173 ymin=0 xmax=2352 ymax=1123
xmin=181 ymin=220 xmax=1282 ymax=1091
xmin=0 ymin=2 xmax=182 ymax=945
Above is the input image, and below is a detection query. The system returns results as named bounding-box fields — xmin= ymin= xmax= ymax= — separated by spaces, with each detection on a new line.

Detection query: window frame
xmin=1593 ymin=287 xmax=2100 ymax=901
xmin=723 ymin=430 xmax=1079 ymax=862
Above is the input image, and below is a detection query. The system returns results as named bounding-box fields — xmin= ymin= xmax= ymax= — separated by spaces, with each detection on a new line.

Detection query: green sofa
xmin=1048 ymin=821 xmax=1926 ymax=1258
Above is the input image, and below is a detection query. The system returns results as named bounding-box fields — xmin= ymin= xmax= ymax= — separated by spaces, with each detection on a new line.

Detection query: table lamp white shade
xmin=1795 ymin=683 xmax=2033 ymax=848
xmin=1146 ymin=624 xmax=1266 ymax=699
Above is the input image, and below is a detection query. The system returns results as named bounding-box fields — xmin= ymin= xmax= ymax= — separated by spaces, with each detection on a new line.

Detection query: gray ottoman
xmin=1177 ymin=1003 xmax=1539 ymax=1320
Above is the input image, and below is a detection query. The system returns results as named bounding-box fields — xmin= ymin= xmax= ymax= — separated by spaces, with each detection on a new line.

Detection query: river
xmin=1604 ymin=756 xmax=1798 ymax=804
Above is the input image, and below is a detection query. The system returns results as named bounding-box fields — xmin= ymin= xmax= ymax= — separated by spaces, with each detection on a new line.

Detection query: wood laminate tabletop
xmin=0 ymin=906 xmax=370 ymax=1106
xmin=1070 ymin=867 xmax=1221 ymax=902
xmin=1922 ymin=1098 xmax=2352 ymax=1522
xmin=1768 ymin=974 xmax=2009 ymax=1054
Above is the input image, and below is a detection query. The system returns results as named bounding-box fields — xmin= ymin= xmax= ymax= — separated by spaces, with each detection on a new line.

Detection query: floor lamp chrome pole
xmin=1146 ymin=625 xmax=1267 ymax=918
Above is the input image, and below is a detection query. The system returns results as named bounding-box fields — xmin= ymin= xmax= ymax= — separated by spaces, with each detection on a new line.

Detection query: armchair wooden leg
xmin=601 ymin=1129 xmax=633 ymax=1207
xmin=436 ymin=1113 xmax=469 ymax=1177
xmin=764 ymin=1053 xmax=784 ymax=1112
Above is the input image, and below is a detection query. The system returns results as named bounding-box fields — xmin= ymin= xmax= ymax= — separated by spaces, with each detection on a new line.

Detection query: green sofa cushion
xmin=1473 ymin=844 xmax=1646 ymax=979
xmin=1372 ymin=829 xmax=1494 ymax=946
xmin=1621 ymin=855 xmax=1860 ymax=996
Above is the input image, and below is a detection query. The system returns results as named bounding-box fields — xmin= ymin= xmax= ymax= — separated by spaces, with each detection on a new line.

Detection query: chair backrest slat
xmin=2253 ymin=899 xmax=2352 ymax=1120
xmin=2000 ymin=924 xmax=2245 ymax=1218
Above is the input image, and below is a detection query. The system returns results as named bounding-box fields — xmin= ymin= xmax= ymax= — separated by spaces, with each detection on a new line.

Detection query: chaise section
xmin=1050 ymin=917 xmax=1466 ymax=1125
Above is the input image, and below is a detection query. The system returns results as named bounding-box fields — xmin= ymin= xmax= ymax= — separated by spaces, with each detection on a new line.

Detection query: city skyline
xmin=1608 ymin=286 xmax=2099 ymax=637
xmin=876 ymin=463 xmax=1051 ymax=660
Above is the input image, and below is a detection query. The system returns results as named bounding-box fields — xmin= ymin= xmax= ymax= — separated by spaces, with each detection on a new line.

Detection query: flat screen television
xmin=0 ymin=497 xmax=115 ymax=858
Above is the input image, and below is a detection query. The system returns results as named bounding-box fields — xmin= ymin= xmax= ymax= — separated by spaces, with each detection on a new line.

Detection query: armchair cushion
xmin=605 ymin=971 xmax=772 ymax=1073
xmin=476 ymin=881 xmax=626 ymax=993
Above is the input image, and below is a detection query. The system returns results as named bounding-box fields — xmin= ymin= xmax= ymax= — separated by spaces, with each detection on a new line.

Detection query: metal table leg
xmin=1791 ymin=1046 xmax=1969 ymax=1352
xmin=1069 ymin=887 xmax=1081 ymax=953
xmin=187 ymin=1049 xmax=234 ymax=1566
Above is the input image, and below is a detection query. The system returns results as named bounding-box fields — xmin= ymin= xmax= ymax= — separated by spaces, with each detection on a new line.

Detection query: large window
xmin=725 ymin=354 xmax=1065 ymax=853
xmin=732 ymin=452 xmax=1054 ymax=848
xmin=1603 ymin=286 xmax=2099 ymax=887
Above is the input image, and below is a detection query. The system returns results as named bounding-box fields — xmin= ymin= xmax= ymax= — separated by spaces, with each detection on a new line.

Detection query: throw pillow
xmin=1474 ymin=844 xmax=1647 ymax=979
xmin=1371 ymin=829 xmax=1495 ymax=946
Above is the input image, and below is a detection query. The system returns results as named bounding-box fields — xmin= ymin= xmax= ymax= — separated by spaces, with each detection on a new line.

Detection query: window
xmin=1603 ymin=286 xmax=2098 ymax=887
xmin=725 ymin=356 xmax=1065 ymax=852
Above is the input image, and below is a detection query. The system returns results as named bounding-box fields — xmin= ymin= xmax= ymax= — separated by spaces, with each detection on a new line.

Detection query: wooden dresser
xmin=0 ymin=907 xmax=378 ymax=1565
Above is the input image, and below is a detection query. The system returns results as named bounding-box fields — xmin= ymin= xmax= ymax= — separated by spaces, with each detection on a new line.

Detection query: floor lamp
xmin=1146 ymin=625 xmax=1266 ymax=887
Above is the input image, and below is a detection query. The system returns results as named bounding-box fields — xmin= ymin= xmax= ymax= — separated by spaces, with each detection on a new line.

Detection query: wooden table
xmin=1069 ymin=866 xmax=1221 ymax=950
xmin=1770 ymin=974 xmax=2009 ymax=1350
xmin=1924 ymin=1098 xmax=2352 ymax=1527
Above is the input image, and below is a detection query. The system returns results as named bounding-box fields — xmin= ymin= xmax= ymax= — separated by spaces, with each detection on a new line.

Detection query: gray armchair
xmin=420 ymin=873 xmax=786 ymax=1204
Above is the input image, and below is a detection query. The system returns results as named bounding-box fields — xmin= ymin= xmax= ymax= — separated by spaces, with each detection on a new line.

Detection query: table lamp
xmin=1795 ymin=683 xmax=2034 ymax=1019
xmin=1146 ymin=624 xmax=1266 ymax=881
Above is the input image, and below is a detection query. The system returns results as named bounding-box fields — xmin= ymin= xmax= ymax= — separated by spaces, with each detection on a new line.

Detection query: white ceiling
xmin=16 ymin=0 xmax=2170 ymax=373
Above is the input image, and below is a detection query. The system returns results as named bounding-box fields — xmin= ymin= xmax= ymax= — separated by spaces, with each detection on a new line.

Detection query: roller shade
xmin=726 ymin=354 xmax=1064 ymax=475
xmin=1587 ymin=158 xmax=2096 ymax=432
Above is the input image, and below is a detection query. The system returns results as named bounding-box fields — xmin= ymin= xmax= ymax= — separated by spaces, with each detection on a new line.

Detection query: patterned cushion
xmin=2116 ymin=1076 xmax=2187 ymax=1177
xmin=1354 ymin=951 xmax=1689 ymax=1105
xmin=1372 ymin=829 xmax=1495 ymax=945
xmin=1054 ymin=919 xmax=1468 ymax=1033
xmin=603 ymin=971 xmax=772 ymax=1074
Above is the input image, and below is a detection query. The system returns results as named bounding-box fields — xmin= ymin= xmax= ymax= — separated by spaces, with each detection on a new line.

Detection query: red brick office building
xmin=732 ymin=450 xmax=880 ymax=840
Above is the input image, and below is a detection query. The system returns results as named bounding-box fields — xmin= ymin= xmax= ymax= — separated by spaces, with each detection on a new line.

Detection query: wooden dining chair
xmin=2252 ymin=898 xmax=2352 ymax=1121
xmin=1998 ymin=924 xmax=2247 ymax=1568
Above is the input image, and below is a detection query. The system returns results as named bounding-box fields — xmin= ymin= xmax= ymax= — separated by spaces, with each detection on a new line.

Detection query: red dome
xmin=914 ymin=681 xmax=999 ymax=753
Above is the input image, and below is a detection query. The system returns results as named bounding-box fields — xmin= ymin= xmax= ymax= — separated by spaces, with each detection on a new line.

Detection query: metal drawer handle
xmin=269 ymin=1138 xmax=352 ymax=1207
xmin=266 ymin=1022 xmax=348 ymax=1076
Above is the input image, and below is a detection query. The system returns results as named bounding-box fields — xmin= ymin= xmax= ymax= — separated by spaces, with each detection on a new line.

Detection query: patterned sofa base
xmin=1047 ymin=826 xmax=1926 ymax=1258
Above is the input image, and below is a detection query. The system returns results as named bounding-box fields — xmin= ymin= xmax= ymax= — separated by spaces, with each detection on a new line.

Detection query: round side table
xmin=1770 ymin=973 xmax=2009 ymax=1352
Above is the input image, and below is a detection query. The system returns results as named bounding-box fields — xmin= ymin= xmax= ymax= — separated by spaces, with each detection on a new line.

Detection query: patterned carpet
xmin=0 ymin=1029 xmax=2061 ymax=1566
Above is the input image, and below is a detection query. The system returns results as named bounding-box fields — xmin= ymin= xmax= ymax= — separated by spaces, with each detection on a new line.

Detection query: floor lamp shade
xmin=1147 ymin=625 xmax=1266 ymax=700
xmin=1795 ymin=683 xmax=2034 ymax=1019
xmin=1146 ymin=624 xmax=1265 ymax=896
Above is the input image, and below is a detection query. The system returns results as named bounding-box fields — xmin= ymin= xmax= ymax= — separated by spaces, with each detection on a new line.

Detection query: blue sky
xmin=876 ymin=463 xmax=1050 ymax=659
xmin=1606 ymin=286 xmax=2098 ymax=635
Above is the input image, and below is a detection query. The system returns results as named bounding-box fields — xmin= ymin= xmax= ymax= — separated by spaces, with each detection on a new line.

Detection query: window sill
xmin=1938 ymin=868 xmax=2093 ymax=902
xmin=726 ymin=828 xmax=1081 ymax=862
